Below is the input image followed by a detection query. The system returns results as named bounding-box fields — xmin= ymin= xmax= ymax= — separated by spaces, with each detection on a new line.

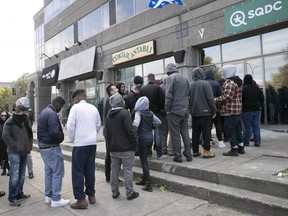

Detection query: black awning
xmin=41 ymin=64 xmax=59 ymax=86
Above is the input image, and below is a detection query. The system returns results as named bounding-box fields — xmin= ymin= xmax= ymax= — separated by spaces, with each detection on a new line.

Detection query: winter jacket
xmin=37 ymin=104 xmax=64 ymax=146
xmin=242 ymin=84 xmax=264 ymax=112
xmin=2 ymin=114 xmax=33 ymax=156
xmin=104 ymin=108 xmax=137 ymax=152
xmin=165 ymin=72 xmax=190 ymax=116
xmin=189 ymin=68 xmax=216 ymax=117
xmin=205 ymin=70 xmax=222 ymax=97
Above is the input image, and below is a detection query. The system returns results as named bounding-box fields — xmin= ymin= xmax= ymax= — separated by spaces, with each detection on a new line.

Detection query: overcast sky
xmin=0 ymin=1 xmax=44 ymax=82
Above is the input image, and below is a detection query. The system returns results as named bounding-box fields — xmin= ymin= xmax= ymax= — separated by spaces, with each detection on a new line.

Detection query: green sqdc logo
xmin=225 ymin=0 xmax=288 ymax=35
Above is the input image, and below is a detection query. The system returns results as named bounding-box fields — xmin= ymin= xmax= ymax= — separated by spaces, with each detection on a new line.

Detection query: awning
xmin=41 ymin=63 xmax=59 ymax=86
xmin=58 ymin=46 xmax=96 ymax=81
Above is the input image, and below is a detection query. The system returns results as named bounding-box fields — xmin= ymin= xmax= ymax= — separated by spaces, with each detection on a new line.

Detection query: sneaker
xmin=254 ymin=143 xmax=261 ymax=147
xmin=7 ymin=170 xmax=10 ymax=176
xmin=223 ymin=149 xmax=239 ymax=156
xmin=51 ymin=198 xmax=70 ymax=208
xmin=17 ymin=194 xmax=31 ymax=201
xmin=157 ymin=155 xmax=167 ymax=160
xmin=173 ymin=158 xmax=183 ymax=163
xmin=217 ymin=141 xmax=226 ymax=148
xmin=182 ymin=151 xmax=192 ymax=162
xmin=0 ymin=191 xmax=5 ymax=197
xmin=238 ymin=147 xmax=246 ymax=154
xmin=45 ymin=196 xmax=51 ymax=204
xmin=1 ymin=170 xmax=6 ymax=176
xmin=112 ymin=192 xmax=120 ymax=199
xmin=28 ymin=172 xmax=34 ymax=179
xmin=127 ymin=191 xmax=139 ymax=201
xmin=10 ymin=200 xmax=21 ymax=207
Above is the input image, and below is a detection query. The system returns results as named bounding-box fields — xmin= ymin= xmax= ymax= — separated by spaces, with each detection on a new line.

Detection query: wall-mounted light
xmin=40 ymin=53 xmax=52 ymax=60
xmin=64 ymin=40 xmax=75 ymax=52
xmin=78 ymin=34 xmax=89 ymax=46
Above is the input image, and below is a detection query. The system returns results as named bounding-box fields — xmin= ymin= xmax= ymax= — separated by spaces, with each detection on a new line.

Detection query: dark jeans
xmin=138 ymin=138 xmax=153 ymax=182
xmin=192 ymin=116 xmax=213 ymax=152
xmin=105 ymin=147 xmax=111 ymax=181
xmin=72 ymin=145 xmax=96 ymax=200
xmin=224 ymin=115 xmax=243 ymax=148
xmin=212 ymin=111 xmax=223 ymax=141
xmin=241 ymin=111 xmax=261 ymax=145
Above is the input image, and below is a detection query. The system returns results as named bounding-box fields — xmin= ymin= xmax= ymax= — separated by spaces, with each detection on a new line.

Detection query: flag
xmin=149 ymin=0 xmax=184 ymax=9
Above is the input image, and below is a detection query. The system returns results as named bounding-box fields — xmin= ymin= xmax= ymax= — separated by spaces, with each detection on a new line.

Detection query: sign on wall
xmin=224 ymin=0 xmax=288 ymax=35
xmin=112 ymin=41 xmax=155 ymax=65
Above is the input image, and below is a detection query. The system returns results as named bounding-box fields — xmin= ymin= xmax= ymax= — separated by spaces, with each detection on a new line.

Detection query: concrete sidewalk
xmin=0 ymin=152 xmax=255 ymax=216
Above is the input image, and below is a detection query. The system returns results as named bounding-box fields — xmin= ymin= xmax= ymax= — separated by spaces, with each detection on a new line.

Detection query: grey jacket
xmin=165 ymin=72 xmax=190 ymax=116
xmin=2 ymin=114 xmax=33 ymax=156
xmin=189 ymin=67 xmax=216 ymax=117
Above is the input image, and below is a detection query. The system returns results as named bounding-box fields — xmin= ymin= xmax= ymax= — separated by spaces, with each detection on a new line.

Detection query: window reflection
xmin=143 ymin=59 xmax=163 ymax=77
xmin=262 ymin=28 xmax=288 ymax=55
xmin=117 ymin=0 xmax=134 ymax=23
xmin=203 ymin=45 xmax=221 ymax=65
xmin=246 ymin=59 xmax=262 ymax=87
xmin=222 ymin=36 xmax=261 ymax=62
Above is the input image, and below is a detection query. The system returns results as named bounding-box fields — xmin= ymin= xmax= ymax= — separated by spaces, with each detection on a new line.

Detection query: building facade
xmin=28 ymin=0 xmax=288 ymax=124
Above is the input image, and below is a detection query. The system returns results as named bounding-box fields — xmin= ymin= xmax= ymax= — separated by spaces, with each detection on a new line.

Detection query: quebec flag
xmin=149 ymin=0 xmax=184 ymax=9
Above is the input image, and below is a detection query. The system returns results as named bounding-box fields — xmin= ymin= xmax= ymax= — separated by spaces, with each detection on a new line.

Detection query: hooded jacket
xmin=205 ymin=70 xmax=222 ymax=97
xmin=164 ymin=63 xmax=190 ymax=116
xmin=133 ymin=96 xmax=161 ymax=139
xmin=104 ymin=93 xmax=137 ymax=152
xmin=2 ymin=113 xmax=33 ymax=156
xmin=189 ymin=67 xmax=216 ymax=117
xmin=216 ymin=65 xmax=243 ymax=115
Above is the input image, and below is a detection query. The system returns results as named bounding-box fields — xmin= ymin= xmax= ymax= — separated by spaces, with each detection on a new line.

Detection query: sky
xmin=0 ymin=1 xmax=44 ymax=82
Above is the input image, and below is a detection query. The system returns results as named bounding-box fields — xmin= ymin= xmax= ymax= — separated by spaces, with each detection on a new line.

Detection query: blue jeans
xmin=72 ymin=145 xmax=96 ymax=200
xmin=8 ymin=153 xmax=27 ymax=202
xmin=241 ymin=111 xmax=261 ymax=145
xmin=224 ymin=115 xmax=244 ymax=148
xmin=39 ymin=146 xmax=64 ymax=201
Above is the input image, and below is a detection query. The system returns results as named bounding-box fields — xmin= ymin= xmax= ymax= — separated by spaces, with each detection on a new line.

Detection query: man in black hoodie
xmin=103 ymin=93 xmax=139 ymax=201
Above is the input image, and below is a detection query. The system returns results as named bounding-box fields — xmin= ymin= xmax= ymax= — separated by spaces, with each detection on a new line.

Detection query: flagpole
xmin=181 ymin=0 xmax=204 ymax=39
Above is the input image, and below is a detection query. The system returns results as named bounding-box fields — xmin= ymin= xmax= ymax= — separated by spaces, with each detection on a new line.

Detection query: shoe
xmin=28 ymin=172 xmax=34 ymax=179
xmin=7 ymin=170 xmax=10 ymax=176
xmin=45 ymin=196 xmax=51 ymax=204
xmin=193 ymin=152 xmax=201 ymax=157
xmin=157 ymin=155 xmax=167 ymax=160
xmin=118 ymin=179 xmax=125 ymax=187
xmin=142 ymin=182 xmax=153 ymax=192
xmin=238 ymin=146 xmax=246 ymax=154
xmin=147 ymin=154 xmax=152 ymax=160
xmin=203 ymin=150 xmax=215 ymax=159
xmin=162 ymin=150 xmax=168 ymax=155
xmin=0 ymin=191 xmax=5 ymax=197
xmin=136 ymin=179 xmax=146 ymax=186
xmin=70 ymin=199 xmax=87 ymax=209
xmin=223 ymin=149 xmax=239 ymax=156
xmin=217 ymin=141 xmax=226 ymax=148
xmin=112 ymin=192 xmax=120 ymax=199
xmin=183 ymin=151 xmax=192 ymax=162
xmin=51 ymin=198 xmax=70 ymax=208
xmin=173 ymin=158 xmax=183 ymax=163
xmin=17 ymin=194 xmax=31 ymax=201
xmin=254 ymin=144 xmax=261 ymax=147
xmin=1 ymin=170 xmax=6 ymax=176
xmin=88 ymin=195 xmax=96 ymax=204
xmin=127 ymin=191 xmax=139 ymax=201
xmin=10 ymin=200 xmax=21 ymax=207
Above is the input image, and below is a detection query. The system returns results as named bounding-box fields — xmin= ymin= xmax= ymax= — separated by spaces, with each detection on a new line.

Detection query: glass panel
xmin=143 ymin=59 xmax=163 ymax=77
xmin=202 ymin=45 xmax=221 ymax=65
xmin=102 ymin=3 xmax=110 ymax=29
xmin=246 ymin=59 xmax=263 ymax=87
xmin=91 ymin=8 xmax=102 ymax=36
xmin=125 ymin=66 xmax=136 ymax=82
xmin=223 ymin=62 xmax=244 ymax=80
xmin=135 ymin=0 xmax=149 ymax=14
xmin=117 ymin=0 xmax=134 ymax=23
xmin=262 ymin=28 xmax=288 ymax=55
xmin=222 ymin=36 xmax=261 ymax=62
xmin=135 ymin=65 xmax=142 ymax=76
xmin=264 ymin=54 xmax=288 ymax=124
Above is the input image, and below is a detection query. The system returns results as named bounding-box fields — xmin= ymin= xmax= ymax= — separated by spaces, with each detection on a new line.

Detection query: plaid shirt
xmin=216 ymin=78 xmax=243 ymax=115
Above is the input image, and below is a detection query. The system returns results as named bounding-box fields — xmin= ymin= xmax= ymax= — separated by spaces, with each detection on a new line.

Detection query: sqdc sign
xmin=224 ymin=0 xmax=288 ymax=35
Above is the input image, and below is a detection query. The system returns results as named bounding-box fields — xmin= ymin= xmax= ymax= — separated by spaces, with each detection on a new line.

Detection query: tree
xmin=13 ymin=73 xmax=29 ymax=97
xmin=0 ymin=87 xmax=16 ymax=111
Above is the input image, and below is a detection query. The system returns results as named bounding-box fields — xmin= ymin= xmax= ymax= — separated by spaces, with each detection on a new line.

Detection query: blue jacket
xmin=37 ymin=104 xmax=64 ymax=146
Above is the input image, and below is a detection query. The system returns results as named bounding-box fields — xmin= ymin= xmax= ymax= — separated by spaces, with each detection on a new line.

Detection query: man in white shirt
xmin=66 ymin=89 xmax=101 ymax=209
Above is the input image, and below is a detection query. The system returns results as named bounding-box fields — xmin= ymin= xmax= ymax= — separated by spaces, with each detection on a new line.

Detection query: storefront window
xmin=246 ymin=59 xmax=263 ymax=87
xmin=222 ymin=36 xmax=261 ymax=62
xmin=143 ymin=59 xmax=163 ymax=77
xmin=262 ymin=28 xmax=288 ymax=55
xmin=202 ymin=45 xmax=221 ymax=65
xmin=117 ymin=0 xmax=134 ymax=23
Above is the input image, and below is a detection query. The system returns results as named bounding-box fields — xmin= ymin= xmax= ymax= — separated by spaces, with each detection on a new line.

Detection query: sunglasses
xmin=1 ymin=115 xmax=7 ymax=117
